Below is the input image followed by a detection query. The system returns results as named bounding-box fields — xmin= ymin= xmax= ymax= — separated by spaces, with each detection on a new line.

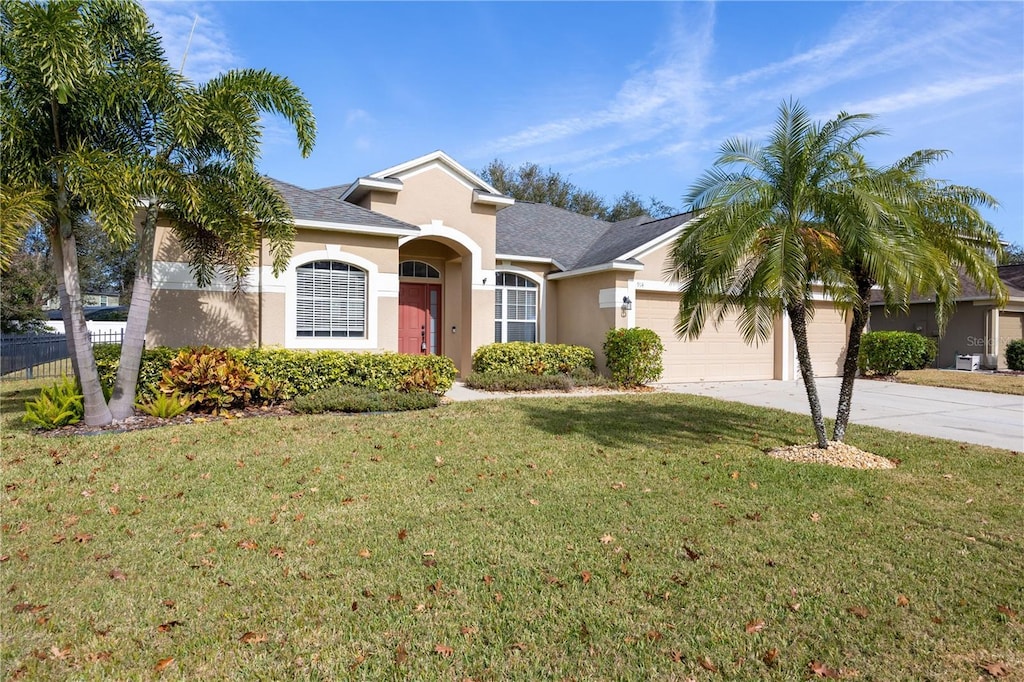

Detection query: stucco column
xmin=987 ymin=307 xmax=1000 ymax=369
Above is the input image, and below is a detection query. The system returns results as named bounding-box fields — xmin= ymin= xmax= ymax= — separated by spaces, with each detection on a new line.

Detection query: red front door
xmin=398 ymin=283 xmax=441 ymax=355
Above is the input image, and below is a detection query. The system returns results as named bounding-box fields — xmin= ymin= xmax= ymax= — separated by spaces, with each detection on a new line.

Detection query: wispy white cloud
xmin=480 ymin=3 xmax=716 ymax=159
xmin=143 ymin=1 xmax=239 ymax=83
xmin=836 ymin=73 xmax=1022 ymax=118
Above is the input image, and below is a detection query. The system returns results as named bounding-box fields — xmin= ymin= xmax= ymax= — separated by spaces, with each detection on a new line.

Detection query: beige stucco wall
xmin=148 ymin=289 xmax=256 ymax=348
xmin=554 ymin=271 xmax=622 ymax=373
xmin=635 ymin=241 xmax=675 ymax=283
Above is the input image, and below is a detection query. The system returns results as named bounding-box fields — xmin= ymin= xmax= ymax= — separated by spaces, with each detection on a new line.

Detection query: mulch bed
xmin=43 ymin=404 xmax=293 ymax=437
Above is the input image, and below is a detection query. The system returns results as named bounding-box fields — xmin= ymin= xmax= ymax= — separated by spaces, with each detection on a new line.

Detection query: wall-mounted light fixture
xmin=621 ymin=295 xmax=633 ymax=311
xmin=451 ymin=325 xmax=457 ymax=334
xmin=482 ymin=276 xmax=488 ymax=285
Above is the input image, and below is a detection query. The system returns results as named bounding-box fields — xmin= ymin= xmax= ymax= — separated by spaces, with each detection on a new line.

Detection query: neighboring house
xmin=869 ymin=264 xmax=1024 ymax=370
xmin=147 ymin=151 xmax=851 ymax=382
xmin=45 ymin=307 xmax=128 ymax=337
xmin=43 ymin=291 xmax=120 ymax=310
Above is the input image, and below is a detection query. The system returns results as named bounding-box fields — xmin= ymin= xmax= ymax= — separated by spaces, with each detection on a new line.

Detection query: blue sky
xmin=145 ymin=1 xmax=1024 ymax=245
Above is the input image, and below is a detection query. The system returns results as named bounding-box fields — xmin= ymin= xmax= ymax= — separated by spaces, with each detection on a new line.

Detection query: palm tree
xmin=2 ymin=0 xmax=155 ymax=424
xmin=669 ymin=100 xmax=883 ymax=448
xmin=106 ymin=69 xmax=315 ymax=420
xmin=830 ymin=151 xmax=1005 ymax=441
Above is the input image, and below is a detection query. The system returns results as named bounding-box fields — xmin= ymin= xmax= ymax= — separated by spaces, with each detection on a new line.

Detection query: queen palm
xmin=669 ymin=100 xmax=885 ymax=448
xmin=2 ymin=0 xmax=156 ymax=424
xmin=106 ymin=69 xmax=315 ymax=420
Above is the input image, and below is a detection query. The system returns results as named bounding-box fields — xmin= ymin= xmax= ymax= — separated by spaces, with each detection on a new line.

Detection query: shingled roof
xmin=869 ymin=264 xmax=1024 ymax=304
xmin=267 ymin=178 xmax=417 ymax=232
xmin=495 ymin=202 xmax=694 ymax=271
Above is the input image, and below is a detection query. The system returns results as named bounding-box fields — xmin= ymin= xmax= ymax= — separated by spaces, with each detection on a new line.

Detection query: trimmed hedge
xmin=464 ymin=367 xmax=614 ymax=392
xmin=603 ymin=328 xmax=664 ymax=386
xmin=1006 ymin=339 xmax=1024 ymax=371
xmin=471 ymin=342 xmax=595 ymax=376
xmin=94 ymin=346 xmax=456 ymax=399
xmin=858 ymin=331 xmax=937 ymax=376
xmin=291 ymin=385 xmax=440 ymax=414
xmin=232 ymin=348 xmax=456 ymax=395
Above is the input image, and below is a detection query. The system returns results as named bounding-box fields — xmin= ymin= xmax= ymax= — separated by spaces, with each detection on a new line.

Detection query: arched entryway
xmin=397 ymin=232 xmax=478 ymax=371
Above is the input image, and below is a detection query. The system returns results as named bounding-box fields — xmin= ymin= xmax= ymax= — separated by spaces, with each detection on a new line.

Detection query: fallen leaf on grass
xmin=668 ymin=650 xmax=684 ymax=663
xmin=237 ymin=539 xmax=258 ymax=550
xmin=433 ymin=644 xmax=454 ymax=657
xmin=809 ymin=660 xmax=841 ymax=678
xmin=108 ymin=569 xmax=127 ymax=581
xmin=980 ymin=661 xmax=1010 ymax=677
xmin=699 ymin=656 xmax=718 ymax=672
xmin=395 ymin=643 xmax=408 ymax=664
xmin=896 ymin=594 xmax=910 ymax=607
xmin=269 ymin=547 xmax=285 ymax=559
xmin=580 ymin=571 xmax=592 ymax=584
xmin=599 ymin=534 xmax=614 ymax=544
xmin=74 ymin=532 xmax=94 ymax=543
xmin=154 ymin=656 xmax=175 ymax=672
xmin=745 ymin=618 xmax=766 ymax=633
xmin=357 ymin=548 xmax=371 ymax=558
xmin=397 ymin=528 xmax=408 ymax=542
xmin=84 ymin=651 xmax=112 ymax=663
xmin=157 ymin=621 xmax=183 ymax=632
xmin=809 ymin=513 xmax=821 ymax=523
xmin=997 ymin=605 xmax=1018 ymax=621
xmin=13 ymin=603 xmax=46 ymax=614
xmin=847 ymin=606 xmax=869 ymax=619
xmin=763 ymin=648 xmax=779 ymax=666
xmin=239 ymin=631 xmax=267 ymax=644
xmin=683 ymin=546 xmax=701 ymax=561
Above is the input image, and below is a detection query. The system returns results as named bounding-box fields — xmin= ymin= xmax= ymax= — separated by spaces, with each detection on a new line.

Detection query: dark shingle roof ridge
xmin=494 ymin=201 xmax=612 ymax=268
xmin=870 ymin=263 xmax=1024 ymax=305
xmin=572 ymin=210 xmax=696 ymax=270
xmin=265 ymin=177 xmax=418 ymax=232
xmin=309 ymin=183 xmax=351 ymax=198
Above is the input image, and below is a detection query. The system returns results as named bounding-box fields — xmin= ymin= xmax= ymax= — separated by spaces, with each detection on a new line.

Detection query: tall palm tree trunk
xmin=833 ymin=274 xmax=873 ymax=442
xmin=787 ymin=303 xmax=829 ymax=448
xmin=52 ymin=216 xmax=112 ymax=426
xmin=108 ymin=204 xmax=158 ymax=419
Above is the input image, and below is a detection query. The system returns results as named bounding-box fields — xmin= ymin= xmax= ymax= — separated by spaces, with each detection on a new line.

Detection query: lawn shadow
xmin=512 ymin=394 xmax=814 ymax=453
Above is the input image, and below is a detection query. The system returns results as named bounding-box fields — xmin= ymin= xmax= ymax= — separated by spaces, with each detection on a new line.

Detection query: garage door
xmin=999 ymin=311 xmax=1023 ymax=369
xmin=805 ymin=303 xmax=850 ymax=377
xmin=636 ymin=293 xmax=775 ymax=382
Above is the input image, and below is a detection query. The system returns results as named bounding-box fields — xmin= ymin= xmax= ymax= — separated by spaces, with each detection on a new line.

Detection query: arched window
xmin=296 ymin=260 xmax=366 ymax=337
xmin=494 ymin=272 xmax=538 ymax=342
xmin=399 ymin=260 xmax=441 ymax=279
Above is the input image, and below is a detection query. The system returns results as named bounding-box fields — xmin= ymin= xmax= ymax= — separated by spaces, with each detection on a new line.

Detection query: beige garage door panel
xmin=637 ymin=293 xmax=774 ymax=382
xmin=998 ymin=312 xmax=1023 ymax=369
xmin=806 ymin=303 xmax=850 ymax=377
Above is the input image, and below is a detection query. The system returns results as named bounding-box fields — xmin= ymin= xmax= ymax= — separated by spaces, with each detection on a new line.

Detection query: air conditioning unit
xmin=955 ymin=354 xmax=980 ymax=371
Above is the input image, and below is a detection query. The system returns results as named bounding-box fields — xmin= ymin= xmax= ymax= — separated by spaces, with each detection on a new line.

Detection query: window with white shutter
xmin=494 ymin=272 xmax=537 ymax=343
xmin=295 ymin=261 xmax=366 ymax=338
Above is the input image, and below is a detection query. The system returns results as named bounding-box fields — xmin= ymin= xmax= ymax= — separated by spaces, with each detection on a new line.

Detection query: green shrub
xmin=291 ymin=385 xmax=440 ymax=414
xmin=159 ymin=346 xmax=257 ymax=413
xmin=95 ymin=344 xmax=177 ymax=399
xmin=464 ymin=372 xmax=574 ymax=392
xmin=232 ymin=348 xmax=457 ymax=395
xmin=568 ymin=366 xmax=615 ymax=388
xmin=1006 ymin=338 xmax=1024 ymax=371
xmin=471 ymin=342 xmax=595 ymax=376
xmin=135 ymin=391 xmax=192 ymax=419
xmin=603 ymin=328 xmax=664 ymax=386
xmin=23 ymin=378 xmax=84 ymax=429
xmin=858 ymin=331 xmax=936 ymax=376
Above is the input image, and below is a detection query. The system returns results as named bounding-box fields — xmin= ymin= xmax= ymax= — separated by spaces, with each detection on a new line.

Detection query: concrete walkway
xmin=445 ymin=378 xmax=1023 ymax=451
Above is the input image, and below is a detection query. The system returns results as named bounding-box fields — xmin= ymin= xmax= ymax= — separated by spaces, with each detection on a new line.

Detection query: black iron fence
xmin=0 ymin=329 xmax=124 ymax=379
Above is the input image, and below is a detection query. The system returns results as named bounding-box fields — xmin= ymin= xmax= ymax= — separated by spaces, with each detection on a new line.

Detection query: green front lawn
xmin=2 ymin=385 xmax=1021 ymax=680
xmin=888 ymin=368 xmax=1024 ymax=395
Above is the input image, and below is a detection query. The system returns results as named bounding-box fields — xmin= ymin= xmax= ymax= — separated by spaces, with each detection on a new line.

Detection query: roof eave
xmin=338 ymin=176 xmax=404 ymax=203
xmin=546 ymin=259 xmax=644 ymax=280
xmin=293 ymin=218 xmax=419 ymax=237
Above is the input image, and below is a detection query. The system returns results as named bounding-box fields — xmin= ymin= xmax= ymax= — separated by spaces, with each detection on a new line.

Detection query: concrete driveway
xmin=656 ymin=377 xmax=1023 ymax=451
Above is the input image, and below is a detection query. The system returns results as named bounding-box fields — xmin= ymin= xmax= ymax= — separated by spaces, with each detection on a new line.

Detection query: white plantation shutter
xmin=494 ymin=272 xmax=537 ymax=343
xmin=296 ymin=261 xmax=366 ymax=337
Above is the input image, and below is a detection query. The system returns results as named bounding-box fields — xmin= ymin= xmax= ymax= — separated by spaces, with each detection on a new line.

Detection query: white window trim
xmin=280 ymin=246 xmax=382 ymax=350
xmin=494 ymin=269 xmax=544 ymax=343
